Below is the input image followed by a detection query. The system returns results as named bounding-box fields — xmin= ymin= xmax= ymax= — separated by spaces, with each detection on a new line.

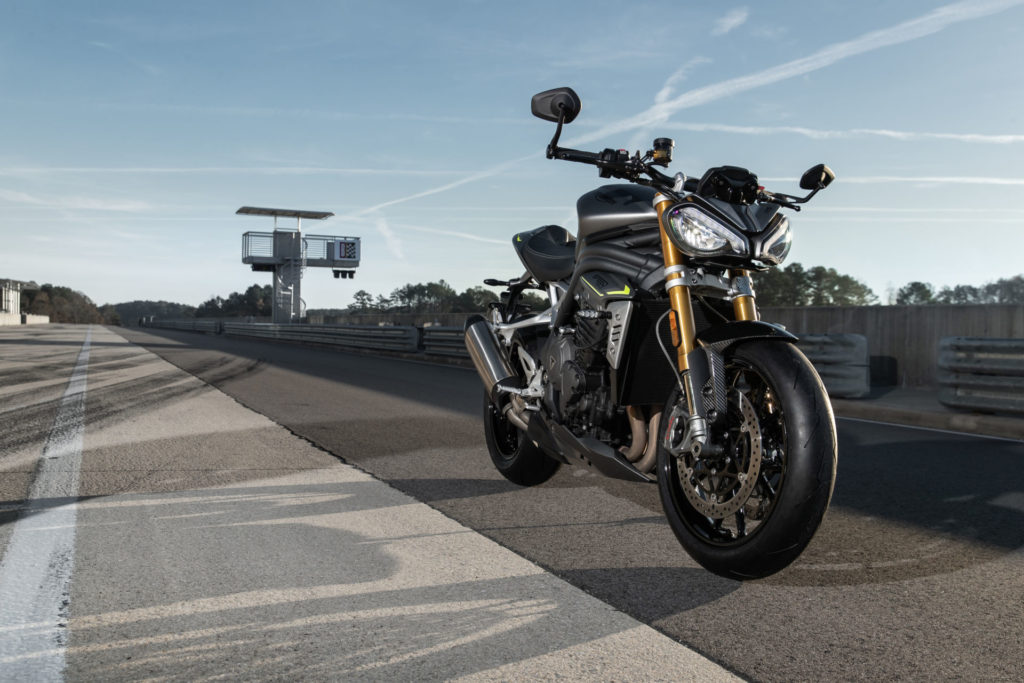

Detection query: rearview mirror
xmin=800 ymin=163 xmax=835 ymax=190
xmin=531 ymin=87 xmax=581 ymax=124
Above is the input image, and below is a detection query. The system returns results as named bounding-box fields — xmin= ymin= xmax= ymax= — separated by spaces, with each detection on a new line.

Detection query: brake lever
xmin=758 ymin=192 xmax=802 ymax=211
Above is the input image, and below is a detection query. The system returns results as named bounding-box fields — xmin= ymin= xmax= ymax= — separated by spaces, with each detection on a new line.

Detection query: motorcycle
xmin=464 ymin=87 xmax=838 ymax=579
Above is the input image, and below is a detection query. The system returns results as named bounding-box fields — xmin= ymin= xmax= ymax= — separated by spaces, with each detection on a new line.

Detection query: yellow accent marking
xmin=606 ymin=285 xmax=631 ymax=296
xmin=581 ymin=277 xmax=604 ymax=297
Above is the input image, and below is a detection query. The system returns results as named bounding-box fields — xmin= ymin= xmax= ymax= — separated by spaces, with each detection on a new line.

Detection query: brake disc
xmin=678 ymin=390 xmax=763 ymax=519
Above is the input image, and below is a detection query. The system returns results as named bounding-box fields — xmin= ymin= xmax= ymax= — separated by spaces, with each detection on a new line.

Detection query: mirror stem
xmin=546 ymin=111 xmax=566 ymax=159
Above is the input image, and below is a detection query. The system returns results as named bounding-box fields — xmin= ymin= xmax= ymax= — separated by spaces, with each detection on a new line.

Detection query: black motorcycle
xmin=465 ymin=87 xmax=837 ymax=579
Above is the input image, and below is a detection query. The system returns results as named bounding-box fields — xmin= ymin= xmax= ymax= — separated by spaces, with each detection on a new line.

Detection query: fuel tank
xmin=576 ymin=184 xmax=658 ymax=245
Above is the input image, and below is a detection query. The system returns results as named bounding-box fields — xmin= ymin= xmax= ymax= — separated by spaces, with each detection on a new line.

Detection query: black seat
xmin=512 ymin=225 xmax=576 ymax=283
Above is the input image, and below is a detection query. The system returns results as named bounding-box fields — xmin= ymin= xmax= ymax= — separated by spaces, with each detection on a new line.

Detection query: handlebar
xmin=549 ymin=143 xmax=698 ymax=196
xmin=549 ymin=143 xmax=810 ymax=209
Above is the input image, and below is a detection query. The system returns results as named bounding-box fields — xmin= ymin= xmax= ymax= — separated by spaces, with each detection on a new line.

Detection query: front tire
xmin=483 ymin=392 xmax=560 ymax=486
xmin=657 ymin=342 xmax=837 ymax=580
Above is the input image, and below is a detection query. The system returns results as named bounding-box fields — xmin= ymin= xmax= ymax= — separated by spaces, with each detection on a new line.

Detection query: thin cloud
xmin=843 ymin=175 xmax=1024 ymax=185
xmin=89 ymin=40 xmax=162 ymax=76
xmin=570 ymin=0 xmax=1024 ymax=146
xmin=0 ymin=188 xmax=151 ymax=212
xmin=56 ymin=100 xmax=533 ymax=127
xmin=343 ymin=154 xmax=540 ymax=218
xmin=760 ymin=175 xmax=1024 ymax=185
xmin=394 ymin=223 xmax=507 ymax=246
xmin=654 ymin=58 xmax=713 ymax=105
xmin=0 ymin=166 xmax=470 ymax=177
xmin=631 ymin=57 xmax=713 ymax=150
xmin=348 ymin=0 xmax=1024 ymax=215
xmin=713 ymin=8 xmax=750 ymax=36
xmin=660 ymin=122 xmax=1024 ymax=144
xmin=374 ymin=215 xmax=405 ymax=261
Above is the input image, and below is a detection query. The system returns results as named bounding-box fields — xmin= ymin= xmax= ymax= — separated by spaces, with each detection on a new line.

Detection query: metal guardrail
xmin=938 ymin=337 xmax=1024 ymax=415
xmin=421 ymin=326 xmax=467 ymax=357
xmin=142 ymin=320 xmax=875 ymax=400
xmin=146 ymin=319 xmax=222 ymax=334
xmin=221 ymin=323 xmax=420 ymax=353
xmin=797 ymin=334 xmax=871 ymax=399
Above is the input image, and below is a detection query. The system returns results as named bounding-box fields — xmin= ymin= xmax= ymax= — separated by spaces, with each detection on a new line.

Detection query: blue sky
xmin=2 ymin=0 xmax=1023 ymax=309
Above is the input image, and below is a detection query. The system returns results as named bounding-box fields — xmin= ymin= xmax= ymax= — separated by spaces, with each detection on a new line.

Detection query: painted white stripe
xmin=0 ymin=327 xmax=91 ymax=680
xmin=836 ymin=416 xmax=1024 ymax=444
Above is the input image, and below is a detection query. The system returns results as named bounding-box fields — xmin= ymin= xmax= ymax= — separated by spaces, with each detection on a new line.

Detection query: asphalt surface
xmin=3 ymin=324 xmax=1023 ymax=681
xmin=0 ymin=325 xmax=734 ymax=681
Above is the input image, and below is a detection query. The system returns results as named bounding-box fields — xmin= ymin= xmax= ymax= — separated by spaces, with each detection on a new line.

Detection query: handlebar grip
xmin=553 ymin=147 xmax=601 ymax=164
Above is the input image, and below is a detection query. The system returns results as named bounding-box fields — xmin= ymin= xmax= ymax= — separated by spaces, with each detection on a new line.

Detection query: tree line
xmin=754 ymin=266 xmax=1022 ymax=307
xmin=889 ymin=275 xmax=1024 ymax=305
xmin=16 ymin=268 xmax=1024 ymax=327
xmin=21 ymin=284 xmax=120 ymax=325
xmin=331 ymin=268 xmax=1024 ymax=314
xmin=193 ymin=284 xmax=272 ymax=318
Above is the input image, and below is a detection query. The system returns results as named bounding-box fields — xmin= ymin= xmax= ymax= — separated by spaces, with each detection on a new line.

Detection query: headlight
xmin=665 ymin=205 xmax=747 ymax=258
xmin=759 ymin=216 xmax=792 ymax=265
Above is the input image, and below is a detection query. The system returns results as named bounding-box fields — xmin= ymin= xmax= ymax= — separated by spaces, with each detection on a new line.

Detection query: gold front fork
xmin=655 ymin=198 xmax=695 ymax=374
xmin=731 ymin=269 xmax=759 ymax=322
xmin=657 ymin=199 xmax=759 ymax=414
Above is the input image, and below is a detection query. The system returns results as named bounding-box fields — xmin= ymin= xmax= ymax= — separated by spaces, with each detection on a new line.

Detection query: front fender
xmin=682 ymin=321 xmax=797 ymax=426
xmin=695 ymin=320 xmax=797 ymax=354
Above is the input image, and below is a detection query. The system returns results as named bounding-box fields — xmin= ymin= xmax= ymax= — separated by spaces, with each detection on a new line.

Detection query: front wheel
xmin=657 ymin=342 xmax=837 ymax=580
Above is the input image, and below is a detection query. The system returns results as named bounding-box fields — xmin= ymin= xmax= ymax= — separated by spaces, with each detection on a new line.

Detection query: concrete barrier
xmin=938 ymin=337 xmax=1024 ymax=415
xmin=797 ymin=334 xmax=871 ymax=399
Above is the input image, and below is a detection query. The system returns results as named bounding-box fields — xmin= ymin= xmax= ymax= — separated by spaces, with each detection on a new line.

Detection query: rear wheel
xmin=657 ymin=341 xmax=837 ymax=579
xmin=483 ymin=392 xmax=560 ymax=486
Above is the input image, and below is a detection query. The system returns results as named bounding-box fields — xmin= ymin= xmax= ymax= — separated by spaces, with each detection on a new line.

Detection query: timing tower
xmin=238 ymin=206 xmax=361 ymax=323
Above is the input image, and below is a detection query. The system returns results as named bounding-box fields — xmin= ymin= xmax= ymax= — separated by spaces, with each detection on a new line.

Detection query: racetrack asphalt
xmin=2 ymin=325 xmax=1024 ymax=679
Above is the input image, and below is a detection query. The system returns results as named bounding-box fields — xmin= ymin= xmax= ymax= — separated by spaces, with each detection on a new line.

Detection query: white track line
xmin=0 ymin=327 xmax=91 ymax=680
xmin=836 ymin=416 xmax=1024 ymax=443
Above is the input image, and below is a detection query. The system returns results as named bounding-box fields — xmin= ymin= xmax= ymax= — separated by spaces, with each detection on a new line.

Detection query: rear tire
xmin=657 ymin=342 xmax=837 ymax=580
xmin=483 ymin=392 xmax=560 ymax=486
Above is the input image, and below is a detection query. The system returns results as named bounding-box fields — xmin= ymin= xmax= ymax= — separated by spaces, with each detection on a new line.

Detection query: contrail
xmin=569 ymin=0 xmax=1024 ymax=146
xmin=346 ymin=0 xmax=1024 ymax=218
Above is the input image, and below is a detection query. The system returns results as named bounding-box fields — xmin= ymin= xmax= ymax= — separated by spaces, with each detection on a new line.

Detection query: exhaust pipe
xmin=464 ymin=315 xmax=519 ymax=401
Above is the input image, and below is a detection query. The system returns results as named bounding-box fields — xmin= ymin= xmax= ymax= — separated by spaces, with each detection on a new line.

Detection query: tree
xmin=352 ymin=290 xmax=374 ymax=312
xmin=454 ymin=286 xmax=499 ymax=312
xmin=895 ymin=281 xmax=935 ymax=305
xmin=111 ymin=300 xmax=196 ymax=323
xmin=20 ymin=284 xmax=104 ymax=323
xmin=806 ymin=266 xmax=878 ymax=306
xmin=195 ymin=295 xmax=225 ymax=318
xmin=752 ymin=263 xmax=876 ymax=306
xmin=982 ymin=274 xmax=1024 ymax=304
xmin=935 ymin=284 xmax=980 ymax=304
xmin=754 ymin=263 xmax=808 ymax=306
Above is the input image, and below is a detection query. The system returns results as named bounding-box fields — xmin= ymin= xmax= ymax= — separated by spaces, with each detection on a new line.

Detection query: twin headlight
xmin=664 ymin=205 xmax=792 ymax=266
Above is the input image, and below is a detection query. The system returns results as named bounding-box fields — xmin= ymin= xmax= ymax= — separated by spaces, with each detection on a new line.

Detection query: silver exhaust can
xmin=464 ymin=315 xmax=517 ymax=400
